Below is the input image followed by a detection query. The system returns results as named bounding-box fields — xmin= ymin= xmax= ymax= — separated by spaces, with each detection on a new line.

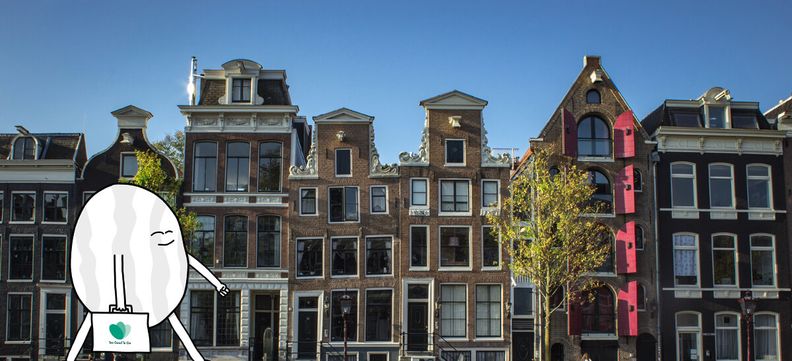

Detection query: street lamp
xmin=340 ymin=293 xmax=353 ymax=361
xmin=739 ymin=293 xmax=757 ymax=361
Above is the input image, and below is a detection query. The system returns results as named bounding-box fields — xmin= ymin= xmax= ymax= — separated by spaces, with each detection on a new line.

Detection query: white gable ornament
xmin=399 ymin=126 xmax=430 ymax=166
xmin=481 ymin=118 xmax=512 ymax=167
xmin=369 ymin=126 xmax=398 ymax=177
xmin=289 ymin=131 xmax=319 ymax=178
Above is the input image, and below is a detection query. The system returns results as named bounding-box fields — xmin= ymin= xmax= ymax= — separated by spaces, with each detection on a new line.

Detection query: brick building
xmin=0 ymin=126 xmax=87 ymax=360
xmin=178 ymin=59 xmax=310 ymax=360
xmin=516 ymin=56 xmax=658 ymax=361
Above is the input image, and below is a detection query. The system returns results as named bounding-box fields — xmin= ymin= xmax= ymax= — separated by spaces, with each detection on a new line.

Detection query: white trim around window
xmin=10 ymin=191 xmax=36 ymax=224
xmin=37 ymin=288 xmax=72 ymax=356
xmin=438 ymin=283 xmax=468 ymax=340
xmin=675 ymin=311 xmax=702 ymax=361
xmin=5 ymin=292 xmax=33 ymax=343
xmin=708 ymin=163 xmax=736 ymax=210
xmin=670 ymin=162 xmax=697 ymax=209
xmin=481 ymin=179 xmax=500 ymax=210
xmin=334 ymin=148 xmax=352 ymax=177
xmin=364 ymin=235 xmax=394 ymax=277
xmin=409 ymin=225 xmax=430 ymax=271
xmin=474 ymin=283 xmax=504 ymax=340
xmin=363 ymin=288 xmax=396 ymax=343
xmin=292 ymin=290 xmax=325 ymax=361
xmin=444 ymin=139 xmax=466 ymax=166
xmin=711 ymin=233 xmax=738 ymax=289
xmin=7 ymin=234 xmax=34 ymax=282
xmin=327 ymin=186 xmax=360 ymax=224
xmin=0 ymin=191 xmax=4 ymax=223
xmin=438 ymin=225 xmax=473 ymax=271
xmin=753 ymin=312 xmax=781 ymax=361
xmin=369 ymin=185 xmax=389 ymax=215
xmin=82 ymin=191 xmax=95 ymax=205
xmin=410 ymin=178 xmax=429 ymax=208
xmin=330 ymin=236 xmax=359 ymax=278
xmin=40 ymin=234 xmax=68 ymax=283
xmin=714 ymin=311 xmax=741 ymax=361
xmin=438 ymin=178 xmax=472 ymax=216
xmin=481 ymin=225 xmax=502 ymax=271
xmin=367 ymin=352 xmax=390 ymax=361
xmin=672 ymin=233 xmax=700 ymax=291
xmin=41 ymin=191 xmax=69 ymax=225
xmin=119 ymin=151 xmax=138 ymax=179
xmin=295 ymin=237 xmax=325 ymax=280
xmin=299 ymin=187 xmax=319 ymax=216
xmin=746 ymin=163 xmax=774 ymax=213
xmin=749 ymin=234 xmax=777 ymax=288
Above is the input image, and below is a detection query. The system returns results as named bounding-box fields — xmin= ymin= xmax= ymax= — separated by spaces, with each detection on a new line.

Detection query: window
xmin=257 ymin=216 xmax=280 ymax=268
xmin=637 ymin=284 xmax=646 ymax=311
xmin=754 ymin=313 xmax=779 ymax=361
xmin=731 ymin=112 xmax=759 ymax=129
xmin=12 ymin=192 xmax=35 ymax=222
xmin=673 ymin=234 xmax=699 ymax=286
xmin=6 ymin=294 xmax=31 ymax=341
xmin=477 ymin=351 xmax=506 ymax=361
xmin=586 ymin=89 xmax=601 ymax=104
xmin=747 ymin=165 xmax=772 ymax=209
xmin=366 ymin=236 xmax=392 ymax=276
xmin=671 ymin=111 xmax=702 ymax=127
xmin=192 ymin=216 xmax=215 ymax=266
xmin=43 ymin=293 xmax=67 ymax=355
xmin=513 ymin=288 xmax=533 ymax=317
xmin=588 ymin=170 xmax=612 ymax=213
xmin=300 ymin=188 xmax=317 ymax=215
xmin=442 ymin=351 xmax=471 ymax=361
xmin=192 ymin=291 xmax=216 ymax=346
xmin=370 ymin=186 xmax=387 ymax=214
xmin=335 ymin=149 xmax=352 ymax=176
xmin=411 ymin=179 xmax=428 ymax=207
xmin=715 ymin=313 xmax=739 ymax=361
xmin=594 ymin=230 xmax=614 ymax=274
xmin=581 ymin=286 xmax=615 ymax=334
xmin=633 ymin=169 xmax=643 ymax=192
xmin=296 ymin=238 xmax=323 ymax=278
xmin=231 ymin=78 xmax=251 ymax=103
xmin=635 ymin=225 xmax=645 ymax=251
xmin=707 ymin=106 xmax=727 ymax=128
xmin=440 ymin=227 xmax=470 ymax=269
xmin=193 ymin=142 xmax=217 ymax=192
xmin=225 ymin=142 xmax=250 ymax=192
xmin=708 ymin=164 xmax=734 ymax=208
xmin=331 ymin=290 xmax=358 ymax=341
xmin=440 ymin=180 xmax=470 ymax=213
xmin=331 ymin=237 xmax=357 ymax=276
xmin=12 ymin=137 xmax=36 ymax=160
xmin=217 ymin=291 xmax=241 ymax=346
xmin=410 ymin=225 xmax=428 ymax=269
xmin=750 ymin=234 xmax=776 ymax=287
xmin=445 ymin=139 xmax=465 ymax=165
xmin=189 ymin=290 xmax=241 ymax=347
xmin=9 ymin=236 xmax=33 ymax=280
xmin=365 ymin=290 xmax=392 ymax=341
xmin=82 ymin=192 xmax=94 ymax=205
xmin=369 ymin=354 xmax=388 ymax=361
xmin=476 ymin=285 xmax=502 ymax=337
xmin=258 ymin=142 xmax=282 ymax=192
xmin=578 ymin=115 xmax=611 ymax=157
xmin=41 ymin=236 xmax=66 ymax=281
xmin=223 ymin=216 xmax=247 ymax=267
xmin=712 ymin=234 xmax=737 ymax=287
xmin=329 ymin=187 xmax=359 ymax=222
xmin=440 ymin=285 xmax=466 ymax=337
xmin=671 ymin=163 xmax=696 ymax=208
xmin=482 ymin=180 xmax=499 ymax=208
xmin=150 ymin=322 xmax=172 ymax=349
xmin=482 ymin=226 xmax=500 ymax=269
xmin=43 ymin=192 xmax=67 ymax=223
xmin=676 ymin=312 xmax=701 ymax=361
xmin=121 ymin=153 xmax=138 ymax=178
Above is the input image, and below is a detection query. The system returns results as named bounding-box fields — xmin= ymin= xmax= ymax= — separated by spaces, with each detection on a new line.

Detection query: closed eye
xmin=151 ymin=230 xmax=174 ymax=236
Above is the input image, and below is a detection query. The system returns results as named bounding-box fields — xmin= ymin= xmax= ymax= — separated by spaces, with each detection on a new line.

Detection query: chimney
xmin=584 ymin=55 xmax=601 ymax=68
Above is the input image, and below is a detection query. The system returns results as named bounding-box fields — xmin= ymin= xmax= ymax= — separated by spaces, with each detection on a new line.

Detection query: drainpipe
xmin=650 ymin=150 xmax=662 ymax=361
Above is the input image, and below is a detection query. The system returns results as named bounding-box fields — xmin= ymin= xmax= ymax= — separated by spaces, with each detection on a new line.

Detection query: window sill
xmin=296 ymin=275 xmax=325 ymax=280
xmin=408 ymin=267 xmax=430 ymax=272
xmin=365 ymin=273 xmax=393 ymax=278
xmin=444 ymin=163 xmax=467 ymax=167
xmin=7 ymin=279 xmax=34 ymax=283
xmin=474 ymin=337 xmax=504 ymax=342
xmin=480 ymin=208 xmax=500 ymax=217
xmin=41 ymin=221 xmax=68 ymax=225
xmin=747 ymin=210 xmax=776 ymax=221
xmin=438 ymin=212 xmax=472 ymax=217
xmin=335 ymin=174 xmax=353 ymax=178
xmin=481 ymin=267 xmax=502 ymax=272
xmin=299 ymin=213 xmax=319 ymax=217
xmin=713 ymin=289 xmax=741 ymax=299
xmin=438 ymin=267 xmax=473 ymax=272
xmin=670 ymin=208 xmax=699 ymax=219
xmin=673 ymin=289 xmax=702 ymax=299
xmin=3 ymin=341 xmax=32 ymax=344
xmin=576 ymin=156 xmax=614 ymax=163
xmin=39 ymin=279 xmax=67 ymax=283
xmin=328 ymin=220 xmax=361 ymax=224
xmin=330 ymin=275 xmax=359 ymax=279
xmin=9 ymin=221 xmax=35 ymax=224
xmin=710 ymin=209 xmax=737 ymax=220
xmin=370 ymin=212 xmax=389 ymax=216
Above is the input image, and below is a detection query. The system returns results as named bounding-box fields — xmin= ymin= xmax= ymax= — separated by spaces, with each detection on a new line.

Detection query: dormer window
xmin=731 ymin=112 xmax=759 ymax=129
xmin=231 ymin=78 xmax=251 ymax=103
xmin=671 ymin=111 xmax=702 ymax=127
xmin=706 ymin=105 xmax=727 ymax=128
xmin=12 ymin=137 xmax=36 ymax=160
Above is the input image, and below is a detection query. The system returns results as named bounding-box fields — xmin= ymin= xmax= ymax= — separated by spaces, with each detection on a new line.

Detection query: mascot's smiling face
xmin=71 ymin=184 xmax=188 ymax=326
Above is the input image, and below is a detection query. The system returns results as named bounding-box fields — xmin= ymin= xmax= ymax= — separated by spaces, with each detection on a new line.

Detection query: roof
xmin=313 ymin=107 xmax=374 ymax=123
xmin=419 ymin=90 xmax=488 ymax=109
xmin=0 ymin=132 xmax=83 ymax=160
xmin=764 ymin=94 xmax=792 ymax=120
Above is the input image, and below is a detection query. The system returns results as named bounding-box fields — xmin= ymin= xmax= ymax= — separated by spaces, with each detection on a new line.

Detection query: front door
xmin=677 ymin=332 xmax=700 ymax=361
xmin=296 ymin=297 xmax=318 ymax=360
xmin=407 ymin=302 xmax=428 ymax=351
xmin=636 ymin=333 xmax=656 ymax=361
xmin=253 ymin=294 xmax=279 ymax=361
xmin=512 ymin=331 xmax=534 ymax=361
xmin=580 ymin=340 xmax=618 ymax=361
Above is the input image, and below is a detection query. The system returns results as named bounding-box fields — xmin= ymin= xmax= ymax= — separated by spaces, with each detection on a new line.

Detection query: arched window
xmin=12 ymin=137 xmax=36 ymax=160
xmin=676 ymin=312 xmax=701 ymax=361
xmin=588 ymin=170 xmax=612 ymax=213
xmin=551 ymin=344 xmax=564 ymax=361
xmin=586 ymin=89 xmax=601 ymax=104
xmin=637 ymin=284 xmax=646 ymax=310
xmin=578 ymin=116 xmax=611 ymax=157
xmin=634 ymin=169 xmax=643 ymax=192
xmin=594 ymin=229 xmax=614 ymax=273
xmin=581 ymin=286 xmax=615 ymax=333
xmin=635 ymin=225 xmax=645 ymax=250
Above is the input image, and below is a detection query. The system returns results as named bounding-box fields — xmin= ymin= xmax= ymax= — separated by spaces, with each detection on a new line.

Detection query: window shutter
xmin=614 ymin=110 xmax=635 ymax=158
xmin=567 ymin=299 xmax=581 ymax=335
xmin=562 ymin=108 xmax=577 ymax=157
xmin=615 ymin=164 xmax=635 ymax=214
xmin=618 ymin=281 xmax=638 ymax=336
xmin=616 ymin=221 xmax=637 ymax=274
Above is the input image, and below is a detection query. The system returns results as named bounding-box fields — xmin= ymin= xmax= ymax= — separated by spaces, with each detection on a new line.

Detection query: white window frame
xmin=749 ymin=234 xmax=777 ymax=288
xmin=255 ymin=215 xmax=281 ymax=269
xmin=675 ymin=312 xmax=702 ymax=361
xmin=633 ymin=168 xmax=643 ymax=192
xmin=670 ymin=162 xmax=697 ymax=209
xmin=229 ymin=76 xmax=254 ymax=104
xmin=438 ymin=178 xmax=472 ymax=216
xmin=257 ymin=141 xmax=284 ymax=193
xmin=5 ymin=292 xmax=33 ymax=343
xmin=329 ymin=289 xmax=360 ymax=343
xmin=330 ymin=236 xmax=359 ymax=278
xmin=704 ymin=104 xmax=731 ymax=129
xmin=40 ymin=234 xmax=68 ymax=283
xmin=714 ymin=311 xmax=741 ymax=361
xmin=327 ymin=186 xmax=360 ymax=224
xmin=188 ymin=289 xmax=241 ymax=347
xmin=38 ymin=288 xmax=72 ymax=356
xmin=409 ymin=225 xmax=430 ymax=271
xmin=708 ymin=163 xmax=735 ymax=209
xmin=41 ymin=191 xmax=68 ymax=225
xmin=10 ymin=191 xmax=36 ymax=224
xmin=119 ymin=151 xmax=138 ymax=179
xmin=334 ymin=148 xmax=352 ymax=177
xmin=672 ymin=233 xmax=700 ymax=288
xmin=224 ymin=141 xmax=251 ymax=193
xmin=0 ymin=191 xmax=4 ymax=222
xmin=439 ymin=283 xmax=468 ymax=340
xmin=369 ymin=185 xmax=389 ymax=215
xmin=8 ymin=234 xmax=34 ymax=282
xmin=221 ymin=215 xmax=248 ymax=268
xmin=753 ymin=312 xmax=781 ymax=361
xmin=363 ymin=288 xmax=395 ymax=342
xmin=474 ymin=283 xmax=503 ymax=340
xmin=746 ymin=164 xmax=773 ymax=210
xmin=192 ymin=140 xmax=219 ymax=192
xmin=193 ymin=214 xmax=216 ymax=267
xmin=410 ymin=178 xmax=429 ymax=208
xmin=511 ymin=286 xmax=535 ymax=319
xmin=295 ymin=237 xmax=325 ymax=280
xmin=365 ymin=235 xmax=393 ymax=277
xmin=481 ymin=226 xmax=501 ymax=271
xmin=711 ymin=233 xmax=738 ymax=288
xmin=299 ymin=187 xmax=318 ymax=216
xmin=481 ymin=179 xmax=500 ymax=209
xmin=444 ymin=139 xmax=466 ymax=166
xmin=292 ymin=291 xmax=324 ymax=361
xmin=402 ymin=279 xmax=435 ymax=352
xmin=367 ymin=352 xmax=389 ymax=361
xmin=438 ymin=225 xmax=473 ymax=271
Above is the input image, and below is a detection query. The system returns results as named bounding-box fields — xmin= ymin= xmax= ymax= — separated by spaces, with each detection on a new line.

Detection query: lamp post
xmin=739 ymin=293 xmax=757 ymax=361
xmin=340 ymin=293 xmax=353 ymax=361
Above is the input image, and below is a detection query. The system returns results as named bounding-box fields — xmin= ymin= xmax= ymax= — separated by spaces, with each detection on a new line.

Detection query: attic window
xmin=671 ymin=111 xmax=702 ymax=128
xmin=231 ymin=78 xmax=252 ymax=103
xmin=12 ymin=137 xmax=36 ymax=160
xmin=731 ymin=113 xmax=759 ymax=129
xmin=586 ymin=89 xmax=601 ymax=104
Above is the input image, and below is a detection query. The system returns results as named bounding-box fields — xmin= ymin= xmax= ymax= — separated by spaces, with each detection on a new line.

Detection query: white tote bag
xmin=91 ymin=312 xmax=150 ymax=352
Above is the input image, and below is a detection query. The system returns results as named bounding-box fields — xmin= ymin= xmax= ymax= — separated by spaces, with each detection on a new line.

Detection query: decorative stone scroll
xmin=369 ymin=126 xmax=398 ymax=177
xmin=289 ymin=131 xmax=318 ymax=178
xmin=481 ymin=118 xmax=512 ymax=167
xmin=399 ymin=126 xmax=429 ymax=166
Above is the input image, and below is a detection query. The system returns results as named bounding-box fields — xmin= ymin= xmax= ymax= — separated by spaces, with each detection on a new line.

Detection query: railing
xmin=399 ymin=332 xmax=460 ymax=361
xmin=283 ymin=338 xmax=345 ymax=361
xmin=434 ymin=334 xmax=459 ymax=361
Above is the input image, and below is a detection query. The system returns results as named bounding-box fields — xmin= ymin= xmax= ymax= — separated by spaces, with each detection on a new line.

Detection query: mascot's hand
xmin=217 ymin=284 xmax=230 ymax=297
xmin=109 ymin=305 xmax=134 ymax=313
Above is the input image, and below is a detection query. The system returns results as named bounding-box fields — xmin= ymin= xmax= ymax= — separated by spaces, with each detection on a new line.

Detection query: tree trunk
xmin=544 ymin=297 xmax=551 ymax=361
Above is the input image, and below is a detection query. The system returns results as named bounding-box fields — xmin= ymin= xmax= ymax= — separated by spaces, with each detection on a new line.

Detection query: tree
xmin=486 ymin=146 xmax=610 ymax=361
xmin=123 ymin=149 xmax=199 ymax=248
xmin=153 ymin=130 xmax=185 ymax=176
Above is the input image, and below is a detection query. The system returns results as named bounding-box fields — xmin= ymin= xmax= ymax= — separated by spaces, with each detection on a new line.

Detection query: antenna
xmin=492 ymin=146 xmax=520 ymax=165
xmin=187 ymin=56 xmax=199 ymax=105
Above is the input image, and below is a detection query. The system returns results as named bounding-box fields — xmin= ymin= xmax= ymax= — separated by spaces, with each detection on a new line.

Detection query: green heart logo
xmin=109 ymin=321 xmax=131 ymax=340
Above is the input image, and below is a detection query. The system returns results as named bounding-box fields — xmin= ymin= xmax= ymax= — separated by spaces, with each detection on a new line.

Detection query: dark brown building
xmin=516 ymin=56 xmax=658 ymax=361
xmin=643 ymin=87 xmax=789 ymax=361
xmin=0 ymin=126 xmax=87 ymax=360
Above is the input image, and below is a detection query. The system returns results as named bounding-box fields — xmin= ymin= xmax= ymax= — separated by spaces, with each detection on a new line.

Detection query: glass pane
xmin=122 ymin=154 xmax=138 ymax=177
xmin=672 ymin=178 xmax=695 ymax=207
xmin=751 ymin=235 xmax=773 ymax=247
xmin=440 ymin=227 xmax=470 ymax=267
xmin=672 ymin=112 xmax=702 ymax=127
xmin=446 ymin=140 xmax=464 ymax=163
xmin=671 ymin=163 xmax=694 ymax=175
xmin=410 ymin=227 xmax=428 ymax=267
xmin=748 ymin=165 xmax=769 ymax=177
xmin=335 ymin=149 xmax=351 ymax=175
xmin=708 ymin=106 xmax=726 ymax=128
xmin=710 ymin=179 xmax=733 ymax=207
xmin=748 ymin=179 xmax=770 ymax=208
xmin=676 ymin=313 xmax=699 ymax=327
xmin=752 ymin=250 xmax=775 ymax=286
xmin=732 ymin=114 xmax=758 ymax=129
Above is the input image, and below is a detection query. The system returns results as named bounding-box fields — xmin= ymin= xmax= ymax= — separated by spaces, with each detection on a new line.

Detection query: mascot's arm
xmin=188 ymin=254 xmax=230 ymax=296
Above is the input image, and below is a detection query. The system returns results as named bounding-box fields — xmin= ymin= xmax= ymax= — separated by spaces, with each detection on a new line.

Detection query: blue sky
xmin=1 ymin=1 xmax=790 ymax=163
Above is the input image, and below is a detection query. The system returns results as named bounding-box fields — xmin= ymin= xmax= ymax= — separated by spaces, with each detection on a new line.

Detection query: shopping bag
xmin=91 ymin=311 xmax=150 ymax=352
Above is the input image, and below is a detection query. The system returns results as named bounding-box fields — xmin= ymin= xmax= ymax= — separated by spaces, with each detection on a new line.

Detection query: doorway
xmin=253 ymin=293 xmax=279 ymax=361
xmin=296 ymin=296 xmax=318 ymax=360
xmin=406 ymin=284 xmax=429 ymax=352
xmin=636 ymin=333 xmax=656 ymax=361
xmin=580 ymin=340 xmax=618 ymax=361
